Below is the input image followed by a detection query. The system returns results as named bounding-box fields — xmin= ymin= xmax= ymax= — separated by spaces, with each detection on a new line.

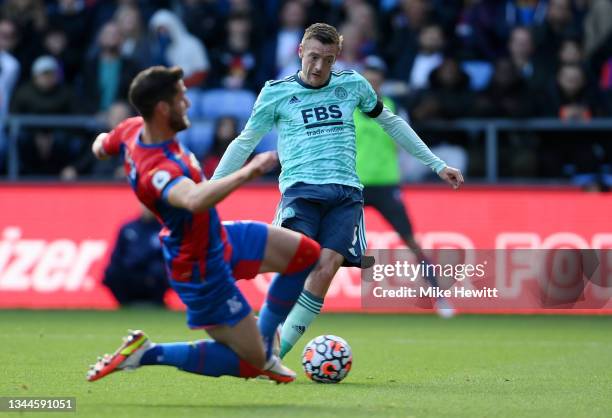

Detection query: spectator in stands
xmin=0 ymin=17 xmax=38 ymax=86
xmin=260 ymin=0 xmax=307 ymax=80
xmin=410 ymin=56 xmax=475 ymax=120
xmin=454 ymin=0 xmax=548 ymax=61
xmin=60 ymin=101 xmax=134 ymax=181
xmin=94 ymin=101 xmax=135 ymax=179
xmin=210 ymin=12 xmax=260 ymax=91
xmin=382 ymin=0 xmax=432 ymax=72
xmin=181 ymin=0 xmax=223 ymax=52
xmin=41 ymin=25 xmax=80 ymax=83
xmin=541 ymin=63 xmax=603 ymax=119
xmin=2 ymin=0 xmax=47 ymax=33
xmin=149 ymin=9 xmax=210 ymax=88
xmin=18 ymin=128 xmax=81 ymax=176
xmin=397 ymin=24 xmax=446 ymax=91
xmin=334 ymin=22 xmax=366 ymax=72
xmin=0 ymin=30 xmax=20 ymax=173
xmin=346 ymin=1 xmax=379 ymax=57
xmin=203 ymin=116 xmax=239 ymax=179
xmin=2 ymin=0 xmax=46 ymax=83
xmin=507 ymin=26 xmax=550 ymax=92
xmin=0 ymin=18 xmax=19 ymax=56
xmin=10 ymin=55 xmax=78 ymax=177
xmin=1 ymin=0 xmax=611 ymax=181
xmin=300 ymin=0 xmax=336 ymax=28
xmin=594 ymin=36 xmax=612 ymax=114
xmin=475 ymin=57 xmax=534 ymax=118
xmin=558 ymin=37 xmax=585 ymax=67
xmin=114 ymin=4 xmax=153 ymax=70
xmin=532 ymin=0 xmax=581 ymax=69
xmin=583 ymin=0 xmax=612 ymax=61
xmin=327 ymin=0 xmax=380 ymax=69
xmin=103 ymin=206 xmax=168 ymax=307
xmin=10 ymin=55 xmax=73 ymax=115
xmin=47 ymin=0 xmax=94 ymax=69
xmin=455 ymin=0 xmax=514 ymax=60
xmin=475 ymin=56 xmax=539 ymax=176
xmin=225 ymin=0 xmax=267 ymax=43
xmin=582 ymin=0 xmax=612 ymax=113
xmin=538 ymin=63 xmax=605 ymax=177
xmin=557 ymin=36 xmax=600 ymax=93
xmin=81 ymin=21 xmax=140 ymax=114
xmin=318 ymin=0 xmax=361 ymax=27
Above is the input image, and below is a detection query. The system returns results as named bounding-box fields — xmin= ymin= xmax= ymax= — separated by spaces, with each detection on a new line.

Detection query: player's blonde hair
xmin=301 ymin=23 xmax=343 ymax=51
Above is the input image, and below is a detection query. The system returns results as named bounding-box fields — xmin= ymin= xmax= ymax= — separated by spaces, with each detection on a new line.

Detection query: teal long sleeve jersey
xmin=212 ymin=70 xmax=446 ymax=192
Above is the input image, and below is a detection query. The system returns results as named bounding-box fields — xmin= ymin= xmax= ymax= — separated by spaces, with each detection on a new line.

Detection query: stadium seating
xmin=199 ymin=89 xmax=256 ymax=121
xmin=176 ymin=120 xmax=215 ymax=160
xmin=461 ymin=61 xmax=494 ymax=91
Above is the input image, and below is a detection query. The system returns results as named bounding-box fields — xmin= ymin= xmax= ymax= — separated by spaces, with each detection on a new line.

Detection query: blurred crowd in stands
xmin=0 ymin=0 xmax=611 ymax=183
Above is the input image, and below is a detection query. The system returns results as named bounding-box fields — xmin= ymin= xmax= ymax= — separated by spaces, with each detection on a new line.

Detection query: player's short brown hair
xmin=302 ymin=23 xmax=343 ymax=50
xmin=128 ymin=66 xmax=184 ymax=119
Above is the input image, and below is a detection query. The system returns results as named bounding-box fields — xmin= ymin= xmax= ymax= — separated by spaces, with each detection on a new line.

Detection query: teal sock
xmin=279 ymin=290 xmax=324 ymax=358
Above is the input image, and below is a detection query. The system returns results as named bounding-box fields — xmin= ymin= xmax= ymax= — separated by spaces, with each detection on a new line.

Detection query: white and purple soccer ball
xmin=302 ymin=335 xmax=352 ymax=383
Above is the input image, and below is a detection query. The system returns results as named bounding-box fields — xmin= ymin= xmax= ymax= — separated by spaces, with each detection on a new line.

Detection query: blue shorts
xmin=178 ymin=221 xmax=268 ymax=329
xmin=273 ymin=182 xmax=366 ymax=267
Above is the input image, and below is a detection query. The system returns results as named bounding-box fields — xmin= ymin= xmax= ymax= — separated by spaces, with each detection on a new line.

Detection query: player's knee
xmin=284 ymin=235 xmax=321 ymax=275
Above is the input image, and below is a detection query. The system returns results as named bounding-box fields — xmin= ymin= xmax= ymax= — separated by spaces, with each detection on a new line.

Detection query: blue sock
xmin=258 ymin=267 xmax=313 ymax=357
xmin=139 ymin=340 xmax=259 ymax=377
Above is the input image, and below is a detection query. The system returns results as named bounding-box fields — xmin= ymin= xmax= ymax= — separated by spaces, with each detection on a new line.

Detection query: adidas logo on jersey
xmin=293 ymin=325 xmax=306 ymax=335
xmin=288 ymin=96 xmax=300 ymax=104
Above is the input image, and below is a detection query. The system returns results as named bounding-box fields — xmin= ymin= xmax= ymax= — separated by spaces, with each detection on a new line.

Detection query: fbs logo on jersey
xmin=152 ymin=170 xmax=171 ymax=191
xmin=289 ymin=95 xmax=301 ymax=104
xmin=301 ymin=105 xmax=343 ymax=124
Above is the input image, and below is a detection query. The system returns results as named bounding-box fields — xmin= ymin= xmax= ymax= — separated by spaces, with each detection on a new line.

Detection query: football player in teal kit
xmin=212 ymin=23 xmax=464 ymax=357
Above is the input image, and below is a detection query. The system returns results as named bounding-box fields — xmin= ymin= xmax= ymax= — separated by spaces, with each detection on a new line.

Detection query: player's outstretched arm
xmin=373 ymin=106 xmax=464 ymax=189
xmin=92 ymin=133 xmax=110 ymax=160
xmin=168 ymin=151 xmax=278 ymax=212
xmin=212 ymin=83 xmax=275 ymax=180
xmin=211 ymin=130 xmax=266 ymax=180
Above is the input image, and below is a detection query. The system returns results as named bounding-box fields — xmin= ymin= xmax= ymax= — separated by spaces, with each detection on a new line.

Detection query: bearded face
xmin=168 ymin=104 xmax=190 ymax=132
xmin=167 ymin=80 xmax=191 ymax=133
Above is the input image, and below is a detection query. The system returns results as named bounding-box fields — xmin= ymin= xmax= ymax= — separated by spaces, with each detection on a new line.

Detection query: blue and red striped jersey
xmin=102 ymin=117 xmax=232 ymax=284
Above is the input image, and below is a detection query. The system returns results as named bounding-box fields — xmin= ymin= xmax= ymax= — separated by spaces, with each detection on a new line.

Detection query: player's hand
xmin=438 ymin=166 xmax=464 ymax=189
xmin=245 ymin=151 xmax=278 ymax=180
xmin=92 ymin=132 xmax=109 ymax=160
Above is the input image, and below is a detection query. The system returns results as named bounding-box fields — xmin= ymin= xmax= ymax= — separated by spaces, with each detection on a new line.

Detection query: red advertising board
xmin=1 ymin=184 xmax=611 ymax=312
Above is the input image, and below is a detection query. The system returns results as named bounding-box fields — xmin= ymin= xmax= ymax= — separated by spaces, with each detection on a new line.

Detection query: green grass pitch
xmin=1 ymin=310 xmax=611 ymax=418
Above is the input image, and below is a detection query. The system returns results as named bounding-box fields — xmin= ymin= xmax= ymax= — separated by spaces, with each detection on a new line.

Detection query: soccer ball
xmin=302 ymin=335 xmax=352 ymax=383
